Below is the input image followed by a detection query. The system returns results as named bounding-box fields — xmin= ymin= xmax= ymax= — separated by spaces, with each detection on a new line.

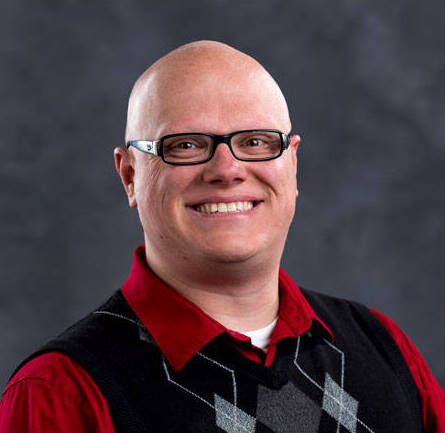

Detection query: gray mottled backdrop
xmin=1 ymin=0 xmax=444 ymax=390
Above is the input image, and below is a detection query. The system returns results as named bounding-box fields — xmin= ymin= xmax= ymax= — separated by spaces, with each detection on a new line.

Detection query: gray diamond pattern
xmin=322 ymin=373 xmax=359 ymax=433
xmin=257 ymin=382 xmax=321 ymax=433
xmin=214 ymin=394 xmax=256 ymax=433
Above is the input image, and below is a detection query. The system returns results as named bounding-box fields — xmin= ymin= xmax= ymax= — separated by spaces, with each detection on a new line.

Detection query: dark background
xmin=1 ymin=0 xmax=444 ymax=390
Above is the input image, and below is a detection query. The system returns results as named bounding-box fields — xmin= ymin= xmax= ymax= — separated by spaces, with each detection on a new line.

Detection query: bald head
xmin=125 ymin=41 xmax=291 ymax=143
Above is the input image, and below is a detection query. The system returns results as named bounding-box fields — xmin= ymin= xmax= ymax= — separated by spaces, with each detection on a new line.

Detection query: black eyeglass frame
xmin=126 ymin=129 xmax=292 ymax=166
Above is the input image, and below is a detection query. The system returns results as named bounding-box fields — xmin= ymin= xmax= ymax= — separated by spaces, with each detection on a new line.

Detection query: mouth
xmin=192 ymin=200 xmax=260 ymax=214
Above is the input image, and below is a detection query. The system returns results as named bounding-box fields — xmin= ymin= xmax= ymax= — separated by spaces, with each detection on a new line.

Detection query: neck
xmin=145 ymin=248 xmax=281 ymax=332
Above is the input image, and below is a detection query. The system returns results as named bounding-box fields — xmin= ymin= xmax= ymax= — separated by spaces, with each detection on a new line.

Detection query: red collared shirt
xmin=121 ymin=246 xmax=333 ymax=371
xmin=1 ymin=246 xmax=444 ymax=432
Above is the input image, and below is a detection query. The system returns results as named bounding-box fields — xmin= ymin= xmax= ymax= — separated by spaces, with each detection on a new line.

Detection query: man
xmin=1 ymin=41 xmax=444 ymax=432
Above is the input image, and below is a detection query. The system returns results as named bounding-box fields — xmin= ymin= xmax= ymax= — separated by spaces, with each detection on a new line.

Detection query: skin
xmin=114 ymin=41 xmax=300 ymax=332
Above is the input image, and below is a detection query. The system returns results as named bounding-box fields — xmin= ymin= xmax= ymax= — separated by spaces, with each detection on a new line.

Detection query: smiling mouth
xmin=193 ymin=201 xmax=259 ymax=214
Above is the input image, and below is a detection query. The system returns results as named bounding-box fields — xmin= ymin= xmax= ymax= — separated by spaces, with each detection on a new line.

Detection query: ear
xmin=290 ymin=134 xmax=300 ymax=155
xmin=290 ymin=135 xmax=301 ymax=198
xmin=288 ymin=134 xmax=300 ymax=169
xmin=114 ymin=146 xmax=137 ymax=208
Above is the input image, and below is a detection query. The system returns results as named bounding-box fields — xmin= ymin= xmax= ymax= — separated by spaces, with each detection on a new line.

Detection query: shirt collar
xmin=122 ymin=245 xmax=333 ymax=372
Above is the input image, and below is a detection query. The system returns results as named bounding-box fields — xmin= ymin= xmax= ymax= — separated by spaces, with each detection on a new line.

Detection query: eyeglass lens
xmin=162 ymin=131 xmax=282 ymax=163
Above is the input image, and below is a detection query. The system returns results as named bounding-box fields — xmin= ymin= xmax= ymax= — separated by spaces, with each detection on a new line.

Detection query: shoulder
xmin=4 ymin=351 xmax=101 ymax=402
xmin=299 ymin=286 xmax=363 ymax=307
xmin=302 ymin=287 xmax=444 ymax=392
xmin=299 ymin=286 xmax=376 ymax=325
xmin=299 ymin=287 xmax=422 ymax=369
xmin=368 ymin=307 xmax=414 ymax=351
xmin=368 ymin=308 xmax=439 ymax=386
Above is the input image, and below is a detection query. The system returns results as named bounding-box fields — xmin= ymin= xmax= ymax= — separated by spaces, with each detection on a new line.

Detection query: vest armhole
xmin=347 ymin=300 xmax=426 ymax=431
xmin=22 ymin=339 xmax=146 ymax=433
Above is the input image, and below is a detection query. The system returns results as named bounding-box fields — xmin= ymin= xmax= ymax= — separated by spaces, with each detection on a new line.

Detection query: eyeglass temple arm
xmin=126 ymin=140 xmax=159 ymax=156
xmin=282 ymin=133 xmax=291 ymax=149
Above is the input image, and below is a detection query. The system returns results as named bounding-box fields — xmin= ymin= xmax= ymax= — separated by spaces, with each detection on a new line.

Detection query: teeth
xmin=195 ymin=201 xmax=256 ymax=214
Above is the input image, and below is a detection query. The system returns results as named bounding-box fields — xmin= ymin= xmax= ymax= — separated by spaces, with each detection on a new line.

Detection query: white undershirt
xmin=241 ymin=317 xmax=278 ymax=352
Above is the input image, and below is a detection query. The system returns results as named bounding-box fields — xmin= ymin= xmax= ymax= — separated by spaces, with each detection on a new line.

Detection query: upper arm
xmin=0 ymin=352 xmax=117 ymax=433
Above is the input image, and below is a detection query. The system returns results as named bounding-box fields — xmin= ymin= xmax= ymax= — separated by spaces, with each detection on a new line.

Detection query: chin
xmin=198 ymin=240 xmax=261 ymax=265
xmin=208 ymin=251 xmax=254 ymax=265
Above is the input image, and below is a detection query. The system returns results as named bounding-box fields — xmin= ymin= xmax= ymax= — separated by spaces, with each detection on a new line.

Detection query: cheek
xmin=282 ymin=153 xmax=298 ymax=191
xmin=133 ymin=158 xmax=161 ymax=199
xmin=264 ymin=155 xmax=297 ymax=197
xmin=274 ymin=158 xmax=298 ymax=217
xmin=134 ymin=160 xmax=199 ymax=215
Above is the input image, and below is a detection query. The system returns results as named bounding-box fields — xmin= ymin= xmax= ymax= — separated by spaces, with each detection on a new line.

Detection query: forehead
xmin=126 ymin=48 xmax=291 ymax=140
xmin=171 ymin=100 xmax=275 ymax=135
xmin=160 ymin=74 xmax=289 ymax=139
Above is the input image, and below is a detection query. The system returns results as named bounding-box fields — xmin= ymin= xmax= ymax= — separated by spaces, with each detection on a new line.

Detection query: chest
xmin=119 ymin=335 xmax=424 ymax=433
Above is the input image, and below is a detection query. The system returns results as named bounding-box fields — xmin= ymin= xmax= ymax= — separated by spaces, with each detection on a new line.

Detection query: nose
xmin=201 ymin=141 xmax=247 ymax=185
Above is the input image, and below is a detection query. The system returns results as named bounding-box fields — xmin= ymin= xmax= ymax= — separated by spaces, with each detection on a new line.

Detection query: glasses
xmin=126 ymin=129 xmax=291 ymax=166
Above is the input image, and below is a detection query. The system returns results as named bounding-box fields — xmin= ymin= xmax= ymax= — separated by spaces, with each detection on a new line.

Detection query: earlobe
xmin=114 ymin=147 xmax=137 ymax=208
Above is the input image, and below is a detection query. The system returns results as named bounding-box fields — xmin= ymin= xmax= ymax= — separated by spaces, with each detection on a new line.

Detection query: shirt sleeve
xmin=370 ymin=308 xmax=445 ymax=433
xmin=0 ymin=352 xmax=117 ymax=433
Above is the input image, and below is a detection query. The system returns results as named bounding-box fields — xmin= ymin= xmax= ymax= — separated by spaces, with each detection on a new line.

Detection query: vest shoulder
xmin=298 ymin=286 xmax=396 ymax=348
xmin=11 ymin=290 xmax=151 ymax=380
xmin=299 ymin=286 xmax=372 ymax=316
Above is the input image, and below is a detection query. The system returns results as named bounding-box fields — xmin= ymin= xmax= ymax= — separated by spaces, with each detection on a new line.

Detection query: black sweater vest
xmin=18 ymin=288 xmax=425 ymax=433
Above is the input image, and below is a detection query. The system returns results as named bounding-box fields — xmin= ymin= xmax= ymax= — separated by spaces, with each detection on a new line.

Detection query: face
xmin=117 ymin=53 xmax=299 ymax=269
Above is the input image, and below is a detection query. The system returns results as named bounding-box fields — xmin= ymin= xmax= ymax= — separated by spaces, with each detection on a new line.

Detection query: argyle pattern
xmin=162 ymin=332 xmax=374 ymax=433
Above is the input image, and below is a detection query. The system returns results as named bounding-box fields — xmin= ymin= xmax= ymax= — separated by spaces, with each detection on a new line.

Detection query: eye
xmin=162 ymin=134 xmax=213 ymax=162
xmin=166 ymin=139 xmax=205 ymax=152
xmin=245 ymin=138 xmax=264 ymax=147
xmin=176 ymin=141 xmax=196 ymax=150
xmin=167 ymin=138 xmax=208 ymax=150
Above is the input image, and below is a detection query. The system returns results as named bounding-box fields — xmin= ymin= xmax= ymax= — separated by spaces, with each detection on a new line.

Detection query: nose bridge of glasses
xmin=212 ymin=134 xmax=238 ymax=160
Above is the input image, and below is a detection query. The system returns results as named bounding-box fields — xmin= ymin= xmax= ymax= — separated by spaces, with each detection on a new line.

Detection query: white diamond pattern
xmin=215 ymin=394 xmax=256 ymax=433
xmin=323 ymin=373 xmax=358 ymax=433
xmin=162 ymin=353 xmax=256 ymax=432
xmin=294 ymin=336 xmax=376 ymax=433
